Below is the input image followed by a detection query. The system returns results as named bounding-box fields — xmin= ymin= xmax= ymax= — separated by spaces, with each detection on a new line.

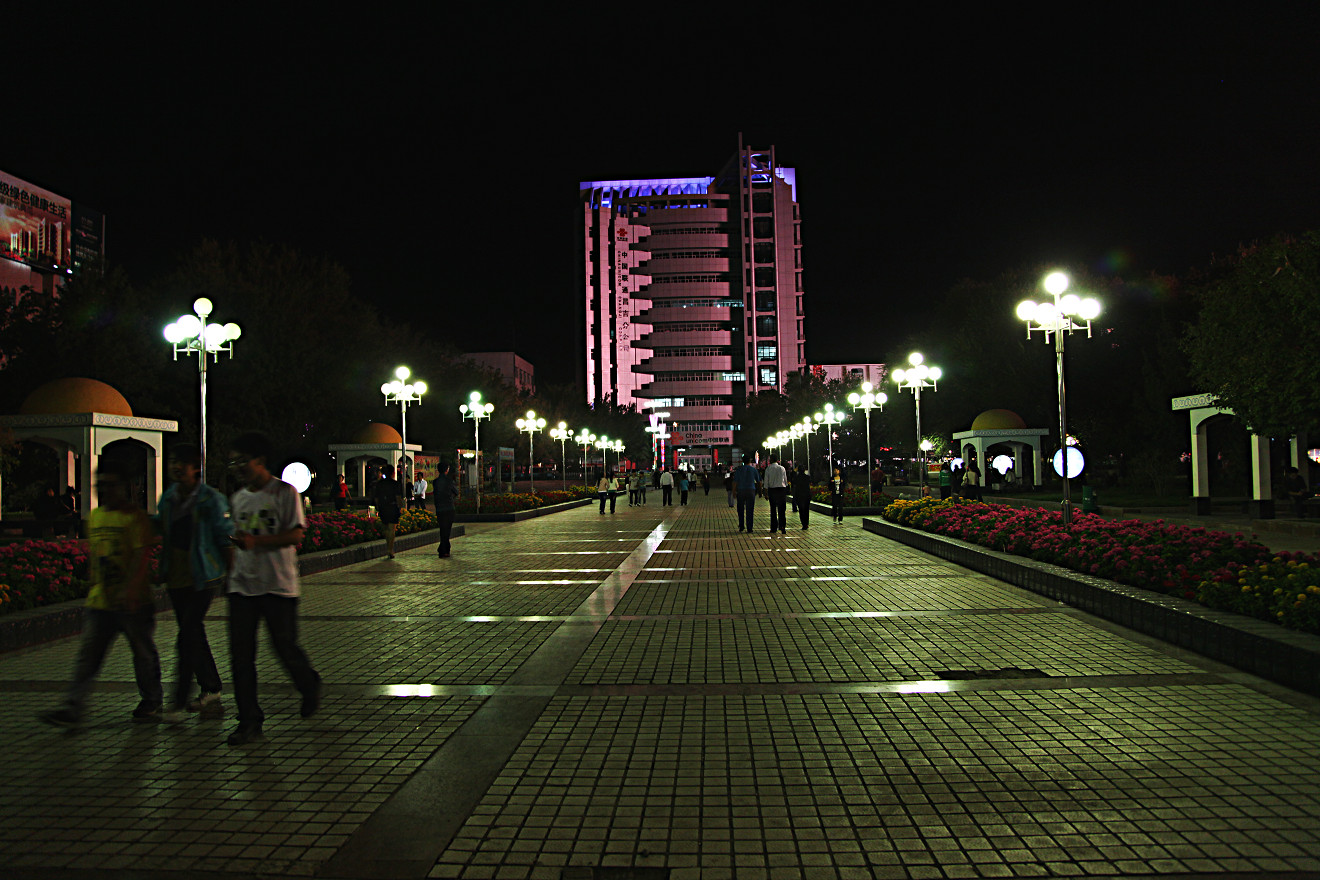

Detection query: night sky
xmin=9 ymin=9 xmax=1320 ymax=388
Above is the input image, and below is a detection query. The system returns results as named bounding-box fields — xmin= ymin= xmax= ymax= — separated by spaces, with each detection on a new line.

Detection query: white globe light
xmin=1043 ymin=271 xmax=1070 ymax=295
xmin=908 ymin=352 xmax=924 ymax=367
xmin=193 ymin=297 xmax=213 ymax=318
xmin=223 ymin=322 xmax=242 ymax=341
xmin=848 ymin=393 xmax=860 ymax=405
xmin=1034 ymin=302 xmax=1059 ymax=327
xmin=413 ymin=381 xmax=427 ymax=395
xmin=991 ymin=454 xmax=1014 ymax=475
xmin=1052 ymin=446 xmax=1086 ymax=479
xmin=281 ymin=462 xmax=313 ymax=493
xmin=1059 ymin=293 xmax=1082 ymax=315
xmin=928 ymin=367 xmax=942 ymax=382
xmin=204 ymin=323 xmax=227 ymax=350
xmin=1079 ymin=298 xmax=1101 ymax=320
xmin=1016 ymin=300 xmax=1038 ymax=321
xmin=177 ymin=314 xmax=202 ymax=338
xmin=876 ymin=392 xmax=888 ymax=405
xmin=395 ymin=366 xmax=410 ymax=380
xmin=892 ymin=369 xmax=906 ymax=384
xmin=163 ymin=322 xmax=182 ymax=344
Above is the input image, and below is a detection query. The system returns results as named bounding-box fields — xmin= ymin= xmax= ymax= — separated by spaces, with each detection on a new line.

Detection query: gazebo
xmin=328 ymin=422 xmax=420 ymax=497
xmin=951 ymin=409 xmax=1051 ymax=487
xmin=0 ymin=378 xmax=178 ymax=516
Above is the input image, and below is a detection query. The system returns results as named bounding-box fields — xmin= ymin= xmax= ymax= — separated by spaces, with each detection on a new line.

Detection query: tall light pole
xmin=164 ymin=298 xmax=241 ymax=486
xmin=382 ymin=366 xmax=426 ymax=486
xmin=1017 ymin=271 xmax=1100 ymax=527
xmin=595 ymin=436 xmax=613 ymax=477
xmin=892 ymin=353 xmax=940 ymax=491
xmin=459 ymin=391 xmax=494 ymax=513
xmin=575 ymin=429 xmax=596 ymax=486
xmin=550 ymin=422 xmax=571 ymax=491
xmin=516 ymin=410 xmax=547 ymax=493
xmin=847 ymin=382 xmax=888 ymax=506
xmin=815 ymin=404 xmax=846 ymax=475
xmin=800 ymin=416 xmax=818 ymax=474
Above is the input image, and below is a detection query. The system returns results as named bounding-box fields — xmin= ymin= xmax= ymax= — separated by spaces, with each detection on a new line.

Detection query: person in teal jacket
xmin=155 ymin=443 xmax=233 ymax=722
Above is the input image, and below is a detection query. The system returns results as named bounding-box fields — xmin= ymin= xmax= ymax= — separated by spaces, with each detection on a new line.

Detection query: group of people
xmin=366 ymin=464 xmax=458 ymax=558
xmin=38 ymin=437 xmax=461 ymax=747
xmin=33 ymin=483 xmax=82 ymax=537
xmin=728 ymin=454 xmax=848 ymax=532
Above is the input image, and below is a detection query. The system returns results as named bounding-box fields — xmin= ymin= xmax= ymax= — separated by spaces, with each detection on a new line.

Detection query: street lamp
xmin=516 ymin=410 xmax=547 ymax=492
xmin=815 ymin=404 xmax=846 ymax=474
xmin=1017 ymin=271 xmax=1101 ymax=526
xmin=550 ymin=422 xmax=571 ymax=491
xmin=892 ymin=353 xmax=941 ymax=491
xmin=164 ymin=297 xmax=241 ymax=485
xmin=575 ymin=429 xmax=597 ymax=485
xmin=459 ymin=391 xmax=494 ymax=512
xmin=800 ymin=416 xmax=819 ymax=474
xmin=847 ymin=381 xmax=888 ymax=506
xmin=381 ymin=366 xmax=426 ymax=486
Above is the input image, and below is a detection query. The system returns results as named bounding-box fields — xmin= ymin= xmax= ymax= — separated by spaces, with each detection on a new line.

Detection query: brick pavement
xmin=4 ymin=489 xmax=1320 ymax=879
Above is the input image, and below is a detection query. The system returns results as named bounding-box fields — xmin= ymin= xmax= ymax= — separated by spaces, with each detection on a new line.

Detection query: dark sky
xmin=9 ymin=8 xmax=1320 ymax=388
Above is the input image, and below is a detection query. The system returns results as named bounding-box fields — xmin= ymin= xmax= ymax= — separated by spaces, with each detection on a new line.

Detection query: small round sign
xmin=1052 ymin=447 xmax=1085 ymax=479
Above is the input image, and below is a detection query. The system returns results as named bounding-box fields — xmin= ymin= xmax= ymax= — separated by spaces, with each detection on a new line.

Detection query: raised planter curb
xmin=456 ymin=497 xmax=594 ymax=523
xmin=0 ymin=525 xmax=464 ymax=654
xmin=862 ymin=516 xmax=1320 ymax=698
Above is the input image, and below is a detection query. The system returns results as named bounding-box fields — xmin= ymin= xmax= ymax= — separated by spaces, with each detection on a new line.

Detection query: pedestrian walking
xmin=791 ymin=467 xmax=812 ymax=530
xmin=701 ymin=470 xmax=710 ymax=495
xmin=734 ymin=454 xmax=761 ymax=532
xmin=938 ymin=463 xmax=952 ymax=500
xmin=433 ymin=461 xmax=458 ymax=558
xmin=373 ymin=467 xmax=403 ymax=558
xmin=225 ymin=431 xmax=322 ymax=746
xmin=764 ymin=453 xmax=789 ymax=534
xmin=333 ymin=474 xmax=350 ymax=511
xmin=830 ymin=467 xmax=846 ymax=523
xmin=724 ymin=466 xmax=735 ymax=508
xmin=411 ymin=473 xmax=428 ymax=510
xmin=679 ymin=471 xmax=690 ymax=505
xmin=157 ymin=443 xmax=232 ymax=723
xmin=39 ymin=459 xmax=162 ymax=728
xmin=597 ymin=471 xmax=618 ymax=514
xmin=1285 ymin=466 xmax=1310 ymax=519
xmin=660 ymin=468 xmax=674 ymax=506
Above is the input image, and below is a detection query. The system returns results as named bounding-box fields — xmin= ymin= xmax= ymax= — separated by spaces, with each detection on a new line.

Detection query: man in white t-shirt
xmin=411 ymin=475 xmax=428 ymax=509
xmin=226 ymin=431 xmax=321 ymax=746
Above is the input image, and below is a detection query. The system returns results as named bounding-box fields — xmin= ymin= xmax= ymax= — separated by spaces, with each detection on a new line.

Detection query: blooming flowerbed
xmin=455 ymin=487 xmax=593 ymax=514
xmin=882 ymin=496 xmax=1320 ymax=636
xmin=810 ymin=486 xmax=894 ymax=508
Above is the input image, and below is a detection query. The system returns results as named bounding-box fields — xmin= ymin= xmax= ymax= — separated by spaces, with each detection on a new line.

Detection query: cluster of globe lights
xmin=380 ymin=365 xmax=426 ymax=400
xmin=1016 ymin=271 xmax=1101 ymax=336
xmin=162 ymin=298 xmax=241 ymax=350
xmin=890 ymin=353 xmax=941 ymax=389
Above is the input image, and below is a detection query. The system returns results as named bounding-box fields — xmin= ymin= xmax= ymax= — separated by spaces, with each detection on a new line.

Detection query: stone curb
xmin=0 ymin=525 xmax=465 ymax=654
xmin=862 ymin=516 xmax=1320 ymax=698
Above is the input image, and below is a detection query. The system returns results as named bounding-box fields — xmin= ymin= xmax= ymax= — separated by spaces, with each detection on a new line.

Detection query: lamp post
xmin=815 ymin=404 xmax=846 ymax=474
xmin=892 ymin=353 xmax=941 ymax=491
xmin=1017 ymin=271 xmax=1100 ymax=527
xmin=847 ymin=381 xmax=888 ymax=506
xmin=381 ymin=366 xmax=426 ymax=487
xmin=164 ymin=298 xmax=241 ymax=486
xmin=575 ymin=429 xmax=596 ymax=485
xmin=516 ymin=410 xmax=547 ymax=493
xmin=459 ymin=391 xmax=494 ymax=513
xmin=800 ymin=416 xmax=818 ymax=474
xmin=550 ymin=422 xmax=571 ymax=491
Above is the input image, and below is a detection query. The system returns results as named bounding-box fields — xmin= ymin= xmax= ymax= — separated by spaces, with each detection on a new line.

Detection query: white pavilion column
xmin=1249 ymin=433 xmax=1274 ymax=519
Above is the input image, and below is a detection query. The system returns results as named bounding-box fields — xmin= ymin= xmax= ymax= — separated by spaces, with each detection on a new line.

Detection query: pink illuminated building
xmin=581 ymin=140 xmax=805 ymax=467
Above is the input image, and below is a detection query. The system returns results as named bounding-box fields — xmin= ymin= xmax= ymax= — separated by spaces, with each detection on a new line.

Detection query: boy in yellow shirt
xmin=39 ymin=460 xmax=163 ymax=727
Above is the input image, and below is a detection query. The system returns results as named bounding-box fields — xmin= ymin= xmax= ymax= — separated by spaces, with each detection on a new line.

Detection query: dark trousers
xmin=680 ymin=489 xmax=688 ymax=505
xmin=598 ymin=491 xmax=616 ymax=513
xmin=63 ymin=606 xmax=162 ymax=716
xmin=832 ymin=496 xmax=844 ymax=520
xmin=168 ymin=585 xmax=222 ymax=708
xmin=662 ymin=486 xmax=673 ymax=506
xmin=768 ymin=487 xmax=788 ymax=532
xmin=737 ymin=490 xmax=757 ymax=531
xmin=227 ymin=593 xmax=319 ymax=727
xmin=436 ymin=509 xmax=455 ymax=556
xmin=798 ymin=497 xmax=810 ymax=529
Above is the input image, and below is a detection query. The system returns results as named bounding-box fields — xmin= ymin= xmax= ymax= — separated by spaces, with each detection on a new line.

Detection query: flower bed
xmin=881 ymin=496 xmax=1320 ymax=636
xmin=455 ymin=487 xmax=593 ymax=514
xmin=810 ymin=486 xmax=893 ymax=508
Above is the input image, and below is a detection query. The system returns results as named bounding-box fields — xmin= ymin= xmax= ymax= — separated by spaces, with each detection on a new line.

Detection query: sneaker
xmin=38 ymin=708 xmax=79 ymax=729
xmin=162 ymin=706 xmax=187 ymax=725
xmin=301 ymin=675 xmax=323 ymax=718
xmin=226 ymin=724 xmax=264 ymax=746
xmin=132 ymin=701 xmax=162 ymax=723
xmin=187 ymin=691 xmax=224 ymax=717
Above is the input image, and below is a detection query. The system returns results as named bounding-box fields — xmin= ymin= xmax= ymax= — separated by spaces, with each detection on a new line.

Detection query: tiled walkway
xmin=5 ymin=490 xmax=1320 ymax=879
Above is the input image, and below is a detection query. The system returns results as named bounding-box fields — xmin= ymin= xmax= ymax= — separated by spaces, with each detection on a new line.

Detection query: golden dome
xmin=354 ymin=422 xmax=403 ymax=444
xmin=970 ymin=409 xmax=1027 ymax=430
xmin=19 ymin=378 xmax=133 ymax=416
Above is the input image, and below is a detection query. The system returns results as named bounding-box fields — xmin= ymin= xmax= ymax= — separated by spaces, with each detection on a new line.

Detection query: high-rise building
xmin=581 ymin=140 xmax=805 ymax=469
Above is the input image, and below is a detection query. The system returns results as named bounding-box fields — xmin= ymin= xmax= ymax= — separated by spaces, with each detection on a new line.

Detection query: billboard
xmin=0 ymin=170 xmax=72 ymax=271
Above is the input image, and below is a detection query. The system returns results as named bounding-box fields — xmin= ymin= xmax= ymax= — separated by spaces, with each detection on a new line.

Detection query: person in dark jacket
xmin=432 ymin=462 xmax=459 ymax=557
xmin=791 ymin=467 xmax=812 ymax=530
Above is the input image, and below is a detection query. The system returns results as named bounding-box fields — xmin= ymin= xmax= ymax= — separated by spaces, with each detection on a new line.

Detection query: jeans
xmin=227 ymin=593 xmax=320 ymax=727
xmin=168 ymin=585 xmax=222 ymax=709
xmin=767 ymin=487 xmax=788 ymax=532
xmin=737 ymin=490 xmax=757 ymax=531
xmin=63 ymin=606 xmax=162 ymax=716
xmin=598 ymin=491 xmax=616 ymax=513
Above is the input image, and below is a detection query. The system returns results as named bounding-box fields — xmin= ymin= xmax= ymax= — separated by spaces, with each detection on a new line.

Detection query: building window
xmin=760 ymin=368 xmax=777 ymax=386
xmin=757 ymin=345 xmax=777 ymax=360
xmin=757 ymin=316 xmax=777 ymax=337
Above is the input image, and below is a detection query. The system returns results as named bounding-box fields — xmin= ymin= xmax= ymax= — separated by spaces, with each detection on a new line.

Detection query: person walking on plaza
xmin=597 ymin=471 xmax=618 ymax=514
xmin=724 ymin=466 xmax=735 ymax=508
xmin=791 ymin=466 xmax=812 ymax=530
xmin=157 ymin=443 xmax=232 ymax=723
xmin=372 ymin=466 xmax=403 ymax=558
xmin=659 ymin=468 xmax=674 ymax=506
xmin=1285 ymin=466 xmax=1310 ymax=519
xmin=411 ymin=473 xmax=428 ymax=510
xmin=938 ymin=462 xmax=952 ymax=500
xmin=701 ymin=470 xmax=710 ymax=495
xmin=734 ymin=454 xmax=761 ymax=532
xmin=432 ymin=461 xmax=458 ymax=558
xmin=226 ymin=431 xmax=321 ymax=747
xmin=333 ymin=473 xmax=350 ymax=511
xmin=764 ymin=453 xmax=789 ymax=534
xmin=629 ymin=471 xmax=642 ymax=506
xmin=39 ymin=460 xmax=162 ymax=728
xmin=830 ymin=467 xmax=846 ymax=523
xmin=963 ymin=459 xmax=982 ymax=501
xmin=679 ymin=471 xmax=690 ymax=506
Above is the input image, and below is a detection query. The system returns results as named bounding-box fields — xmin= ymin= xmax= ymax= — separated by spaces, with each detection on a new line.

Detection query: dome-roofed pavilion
xmin=353 ymin=422 xmax=403 ymax=445
xmin=952 ymin=409 xmax=1050 ymax=488
xmin=21 ymin=377 xmax=134 ymax=417
xmin=330 ymin=422 xmax=418 ymax=497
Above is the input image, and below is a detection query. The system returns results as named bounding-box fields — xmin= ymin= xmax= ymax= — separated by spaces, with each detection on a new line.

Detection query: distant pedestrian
xmin=724 ymin=467 xmax=735 ymax=508
xmin=701 ymin=470 xmax=710 ymax=495
xmin=830 ymin=467 xmax=846 ymax=523
xmin=734 ymin=455 xmax=761 ymax=532
xmin=938 ymin=463 xmax=952 ymax=500
xmin=597 ymin=471 xmax=618 ymax=514
xmin=226 ymin=431 xmax=321 ymax=747
xmin=432 ymin=462 xmax=458 ymax=557
xmin=373 ymin=468 xmax=403 ymax=558
xmin=333 ymin=474 xmax=350 ymax=511
xmin=679 ymin=472 xmax=690 ymax=505
xmin=963 ymin=460 xmax=982 ymax=502
xmin=791 ymin=467 xmax=812 ymax=530
xmin=764 ymin=453 xmax=789 ymax=534
xmin=157 ymin=443 xmax=232 ymax=723
xmin=411 ymin=474 xmax=428 ymax=510
xmin=660 ymin=468 xmax=674 ymax=506
xmin=39 ymin=459 xmax=161 ymax=729
xmin=1285 ymin=466 xmax=1310 ymax=519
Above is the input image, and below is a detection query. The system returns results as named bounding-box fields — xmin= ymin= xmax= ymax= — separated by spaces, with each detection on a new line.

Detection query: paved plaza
xmin=5 ymin=489 xmax=1320 ymax=880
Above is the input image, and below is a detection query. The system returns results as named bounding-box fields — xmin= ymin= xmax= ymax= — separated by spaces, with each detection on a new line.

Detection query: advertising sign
xmin=0 ymin=170 xmax=72 ymax=271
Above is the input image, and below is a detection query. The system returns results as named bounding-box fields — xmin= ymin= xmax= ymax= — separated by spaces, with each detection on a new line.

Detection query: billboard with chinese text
xmin=0 ymin=170 xmax=72 ymax=271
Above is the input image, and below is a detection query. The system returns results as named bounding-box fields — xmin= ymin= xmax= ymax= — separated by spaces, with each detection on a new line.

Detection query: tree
xmin=1184 ymin=232 xmax=1320 ymax=438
